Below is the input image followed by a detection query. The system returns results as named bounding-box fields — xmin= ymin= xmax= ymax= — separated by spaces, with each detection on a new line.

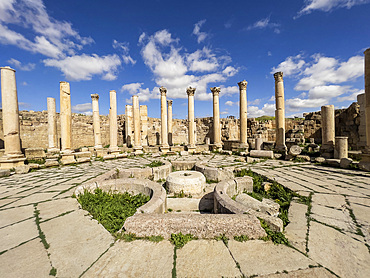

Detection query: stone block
xmin=44 ymin=159 xmax=59 ymax=167
xmin=102 ymin=154 xmax=115 ymax=160
xmin=249 ymin=150 xmax=274 ymax=158
xmin=296 ymin=155 xmax=310 ymax=161
xmin=315 ymin=157 xmax=326 ymax=163
xmin=15 ymin=165 xmax=30 ymax=174
xmin=25 ymin=148 xmax=46 ymax=160
xmin=0 ymin=169 xmax=10 ymax=177
xmin=74 ymin=151 xmax=92 ymax=159
xmin=28 ymin=163 xmax=40 ymax=169
xmin=76 ymin=157 xmax=91 ymax=164
xmin=325 ymin=159 xmax=340 ymax=167
xmin=289 ymin=145 xmax=302 ymax=156
xmin=340 ymin=158 xmax=353 ymax=169
xmin=234 ymin=176 xmax=253 ymax=193
xmin=235 ymin=194 xmax=279 ymax=217
xmin=180 ymin=151 xmax=189 ymax=156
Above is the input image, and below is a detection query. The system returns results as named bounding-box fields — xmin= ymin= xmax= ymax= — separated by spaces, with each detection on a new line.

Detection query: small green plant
xmin=215 ymin=234 xmax=229 ymax=246
xmin=168 ymin=208 xmax=173 ymax=212
xmin=104 ymin=144 xmax=110 ymax=148
xmin=170 ymin=232 xmax=197 ymax=248
xmin=206 ymin=178 xmax=218 ymax=184
xmin=117 ymin=232 xmax=137 ymax=242
xmin=144 ymin=235 xmax=164 ymax=242
xmin=259 ymin=219 xmax=289 ymax=245
xmin=146 ymin=160 xmax=164 ymax=168
xmin=234 ymin=235 xmax=249 ymax=242
xmin=49 ymin=267 xmax=57 ymax=276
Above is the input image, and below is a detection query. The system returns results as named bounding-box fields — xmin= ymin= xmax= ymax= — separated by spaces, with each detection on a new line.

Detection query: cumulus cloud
xmin=296 ymin=0 xmax=370 ymax=17
xmin=225 ymin=100 xmax=236 ymax=106
xmin=72 ymin=103 xmax=92 ymax=114
xmin=7 ymin=58 xmax=35 ymax=71
xmin=245 ymin=16 xmax=280 ymax=33
xmin=44 ymin=54 xmax=121 ymax=81
xmin=121 ymin=83 xmax=159 ymax=102
xmin=113 ymin=39 xmax=136 ymax=65
xmin=336 ymin=89 xmax=364 ymax=102
xmin=137 ymin=29 xmax=239 ymax=101
xmin=193 ymin=20 xmax=208 ymax=43
xmin=271 ymin=54 xmax=306 ymax=76
xmin=248 ymin=103 xmax=275 ymax=118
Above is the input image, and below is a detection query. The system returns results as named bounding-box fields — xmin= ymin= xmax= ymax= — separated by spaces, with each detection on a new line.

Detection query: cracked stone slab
xmin=312 ymin=193 xmax=346 ymax=209
xmin=0 ymin=218 xmax=38 ymax=252
xmin=0 ymin=205 xmax=34 ymax=228
xmin=308 ymin=221 xmax=370 ymax=278
xmin=82 ymin=240 xmax=173 ymax=278
xmin=176 ymin=240 xmax=241 ymax=278
xmin=38 ymin=198 xmax=80 ymax=221
xmin=285 ymin=202 xmax=307 ymax=253
xmin=40 ymin=209 xmax=114 ymax=277
xmin=228 ymin=240 xmax=316 ymax=277
xmin=311 ymin=204 xmax=356 ymax=232
xmin=0 ymin=238 xmax=51 ymax=278
xmin=259 ymin=267 xmax=337 ymax=277
xmin=3 ymin=192 xmax=57 ymax=208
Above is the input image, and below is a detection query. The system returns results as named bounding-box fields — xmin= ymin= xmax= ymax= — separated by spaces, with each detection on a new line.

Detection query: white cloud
xmin=268 ymin=51 xmax=272 ymax=56
xmin=113 ymin=39 xmax=136 ymax=65
xmin=44 ymin=54 xmax=121 ymax=81
xmin=225 ymin=100 xmax=235 ymax=106
xmin=248 ymin=103 xmax=275 ymax=118
xmin=248 ymin=99 xmax=261 ymax=105
xmin=246 ymin=17 xmax=280 ymax=33
xmin=271 ymin=54 xmax=306 ymax=76
xmin=121 ymin=83 xmax=158 ymax=102
xmin=193 ymin=20 xmax=208 ymax=43
xmin=7 ymin=58 xmax=35 ymax=71
xmin=221 ymin=110 xmax=229 ymax=115
xmin=296 ymin=0 xmax=370 ymax=17
xmin=336 ymin=89 xmax=364 ymax=102
xmin=137 ymin=29 xmax=238 ymax=101
xmin=72 ymin=103 xmax=92 ymax=113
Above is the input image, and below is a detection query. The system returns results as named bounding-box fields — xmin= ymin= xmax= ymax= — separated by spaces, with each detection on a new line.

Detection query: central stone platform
xmin=166 ymin=170 xmax=206 ymax=195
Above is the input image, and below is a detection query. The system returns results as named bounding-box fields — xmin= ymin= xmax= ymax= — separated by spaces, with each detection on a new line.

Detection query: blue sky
xmin=0 ymin=0 xmax=369 ymax=119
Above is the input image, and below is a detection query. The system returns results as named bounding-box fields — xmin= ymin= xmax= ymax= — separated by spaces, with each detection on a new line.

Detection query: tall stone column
xmin=274 ymin=72 xmax=287 ymax=153
xmin=125 ymin=105 xmax=133 ymax=147
xmin=132 ymin=95 xmax=143 ymax=154
xmin=0 ymin=66 xmax=25 ymax=169
xmin=187 ymin=87 xmax=196 ymax=153
xmin=238 ymin=80 xmax=249 ymax=149
xmin=360 ymin=48 xmax=370 ymax=170
xmin=211 ymin=87 xmax=222 ymax=150
xmin=159 ymin=86 xmax=169 ymax=153
xmin=167 ymin=100 xmax=173 ymax=146
xmin=91 ymin=94 xmax=102 ymax=149
xmin=47 ymin=97 xmax=58 ymax=152
xmin=334 ymin=136 xmax=348 ymax=159
xmin=109 ymin=90 xmax=119 ymax=154
xmin=140 ymin=105 xmax=148 ymax=147
xmin=321 ymin=105 xmax=335 ymax=158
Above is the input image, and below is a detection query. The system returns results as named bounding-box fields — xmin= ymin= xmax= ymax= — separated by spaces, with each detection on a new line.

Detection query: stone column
xmin=91 ymin=94 xmax=102 ymax=149
xmin=140 ymin=105 xmax=148 ymax=147
xmin=321 ymin=105 xmax=335 ymax=158
xmin=187 ymin=87 xmax=196 ymax=152
xmin=334 ymin=137 xmax=348 ymax=159
xmin=109 ymin=90 xmax=119 ymax=154
xmin=255 ymin=137 xmax=263 ymax=151
xmin=360 ymin=48 xmax=370 ymax=170
xmin=0 ymin=66 xmax=25 ymax=169
xmin=132 ymin=95 xmax=143 ymax=154
xmin=211 ymin=87 xmax=222 ymax=150
xmin=159 ymin=86 xmax=169 ymax=153
xmin=167 ymin=100 xmax=173 ymax=146
xmin=274 ymin=72 xmax=287 ymax=153
xmin=47 ymin=97 xmax=58 ymax=152
xmin=125 ymin=105 xmax=133 ymax=147
xmin=238 ymin=80 xmax=249 ymax=149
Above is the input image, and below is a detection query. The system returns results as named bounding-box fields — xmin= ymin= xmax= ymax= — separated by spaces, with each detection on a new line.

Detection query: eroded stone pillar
xmin=187 ymin=87 xmax=196 ymax=152
xmin=321 ymin=105 xmax=335 ymax=158
xmin=125 ymin=105 xmax=133 ymax=147
xmin=211 ymin=87 xmax=222 ymax=150
xmin=360 ymin=48 xmax=370 ymax=170
xmin=238 ymin=80 xmax=249 ymax=149
xmin=132 ymin=95 xmax=143 ymax=154
xmin=274 ymin=72 xmax=287 ymax=153
xmin=109 ymin=90 xmax=119 ymax=154
xmin=334 ymin=136 xmax=348 ymax=159
xmin=60 ymin=81 xmax=72 ymax=152
xmin=159 ymin=86 xmax=169 ymax=153
xmin=0 ymin=67 xmax=25 ymax=169
xmin=167 ymin=100 xmax=173 ymax=146
xmin=91 ymin=94 xmax=102 ymax=149
xmin=47 ymin=97 xmax=58 ymax=152
xmin=140 ymin=105 xmax=148 ymax=147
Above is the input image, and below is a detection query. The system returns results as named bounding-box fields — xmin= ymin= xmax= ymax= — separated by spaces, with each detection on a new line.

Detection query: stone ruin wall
xmin=0 ymin=97 xmax=366 ymax=150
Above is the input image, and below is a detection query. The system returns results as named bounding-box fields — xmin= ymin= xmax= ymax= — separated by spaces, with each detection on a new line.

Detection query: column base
xmin=134 ymin=146 xmax=143 ymax=155
xmin=186 ymin=145 xmax=196 ymax=153
xmin=274 ymin=144 xmax=287 ymax=154
xmin=320 ymin=144 xmax=334 ymax=159
xmin=47 ymin=148 xmax=60 ymax=154
xmin=238 ymin=142 xmax=249 ymax=152
xmin=160 ymin=145 xmax=170 ymax=154
xmin=95 ymin=148 xmax=107 ymax=157
xmin=0 ymin=156 xmax=26 ymax=169
xmin=109 ymin=146 xmax=120 ymax=154
xmin=60 ymin=153 xmax=76 ymax=165
xmin=211 ymin=143 xmax=223 ymax=152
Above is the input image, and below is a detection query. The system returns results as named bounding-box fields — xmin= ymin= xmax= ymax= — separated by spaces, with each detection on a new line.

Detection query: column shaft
xmin=187 ymin=87 xmax=196 ymax=148
xmin=211 ymin=87 xmax=221 ymax=147
xmin=132 ymin=95 xmax=143 ymax=152
xmin=321 ymin=105 xmax=335 ymax=158
xmin=167 ymin=100 xmax=173 ymax=146
xmin=47 ymin=97 xmax=58 ymax=150
xmin=365 ymin=49 xmax=370 ymax=147
xmin=159 ymin=87 xmax=168 ymax=147
xmin=109 ymin=90 xmax=119 ymax=152
xmin=274 ymin=72 xmax=287 ymax=152
xmin=140 ymin=105 xmax=148 ymax=146
xmin=238 ymin=80 xmax=248 ymax=147
xmin=91 ymin=94 xmax=102 ymax=148
xmin=125 ymin=105 xmax=133 ymax=147
xmin=60 ymin=81 xmax=72 ymax=152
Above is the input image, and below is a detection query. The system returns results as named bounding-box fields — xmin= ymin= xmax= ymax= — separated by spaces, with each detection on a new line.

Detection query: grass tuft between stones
xmin=170 ymin=232 xmax=197 ymax=248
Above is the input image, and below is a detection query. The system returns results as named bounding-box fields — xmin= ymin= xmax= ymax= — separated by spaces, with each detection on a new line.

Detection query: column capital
xmin=0 ymin=66 xmax=15 ymax=72
xmin=210 ymin=87 xmax=221 ymax=96
xmin=110 ymin=90 xmax=116 ymax=93
xmin=364 ymin=48 xmax=370 ymax=55
xmin=60 ymin=81 xmax=70 ymax=95
xmin=91 ymin=93 xmax=99 ymax=100
xmin=159 ymin=86 xmax=167 ymax=96
xmin=167 ymin=100 xmax=173 ymax=106
xmin=274 ymin=72 xmax=283 ymax=82
xmin=187 ymin=87 xmax=196 ymax=96
xmin=238 ymin=80 xmax=248 ymax=90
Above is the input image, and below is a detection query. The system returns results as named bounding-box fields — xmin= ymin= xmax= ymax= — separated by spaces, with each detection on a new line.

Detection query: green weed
xmin=170 ymin=232 xmax=197 ymax=248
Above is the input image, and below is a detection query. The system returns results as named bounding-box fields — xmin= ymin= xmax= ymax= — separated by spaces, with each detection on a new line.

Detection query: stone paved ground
xmin=0 ymin=154 xmax=369 ymax=277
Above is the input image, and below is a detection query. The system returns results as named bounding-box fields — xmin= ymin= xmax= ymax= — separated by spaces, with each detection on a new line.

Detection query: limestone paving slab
xmin=258 ymin=267 xmax=337 ymax=278
xmin=176 ymin=240 xmax=241 ymax=278
xmin=0 ymin=218 xmax=38 ymax=253
xmin=308 ymin=221 xmax=370 ymax=278
xmin=312 ymin=193 xmax=346 ymax=209
xmin=0 ymin=238 xmax=51 ymax=278
xmin=285 ymin=202 xmax=308 ymax=253
xmin=228 ymin=240 xmax=316 ymax=277
xmin=38 ymin=197 xmax=80 ymax=221
xmin=311 ymin=204 xmax=356 ymax=232
xmin=83 ymin=240 xmax=173 ymax=278
xmin=2 ymin=192 xmax=56 ymax=208
xmin=0 ymin=205 xmax=34 ymax=228
xmin=40 ymin=209 xmax=114 ymax=277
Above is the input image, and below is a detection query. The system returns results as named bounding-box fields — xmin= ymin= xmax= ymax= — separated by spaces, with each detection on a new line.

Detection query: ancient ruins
xmin=0 ymin=49 xmax=369 ymax=278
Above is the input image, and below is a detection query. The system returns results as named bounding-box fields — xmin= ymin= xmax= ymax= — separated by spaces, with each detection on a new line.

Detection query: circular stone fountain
xmin=166 ymin=170 xmax=206 ymax=195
